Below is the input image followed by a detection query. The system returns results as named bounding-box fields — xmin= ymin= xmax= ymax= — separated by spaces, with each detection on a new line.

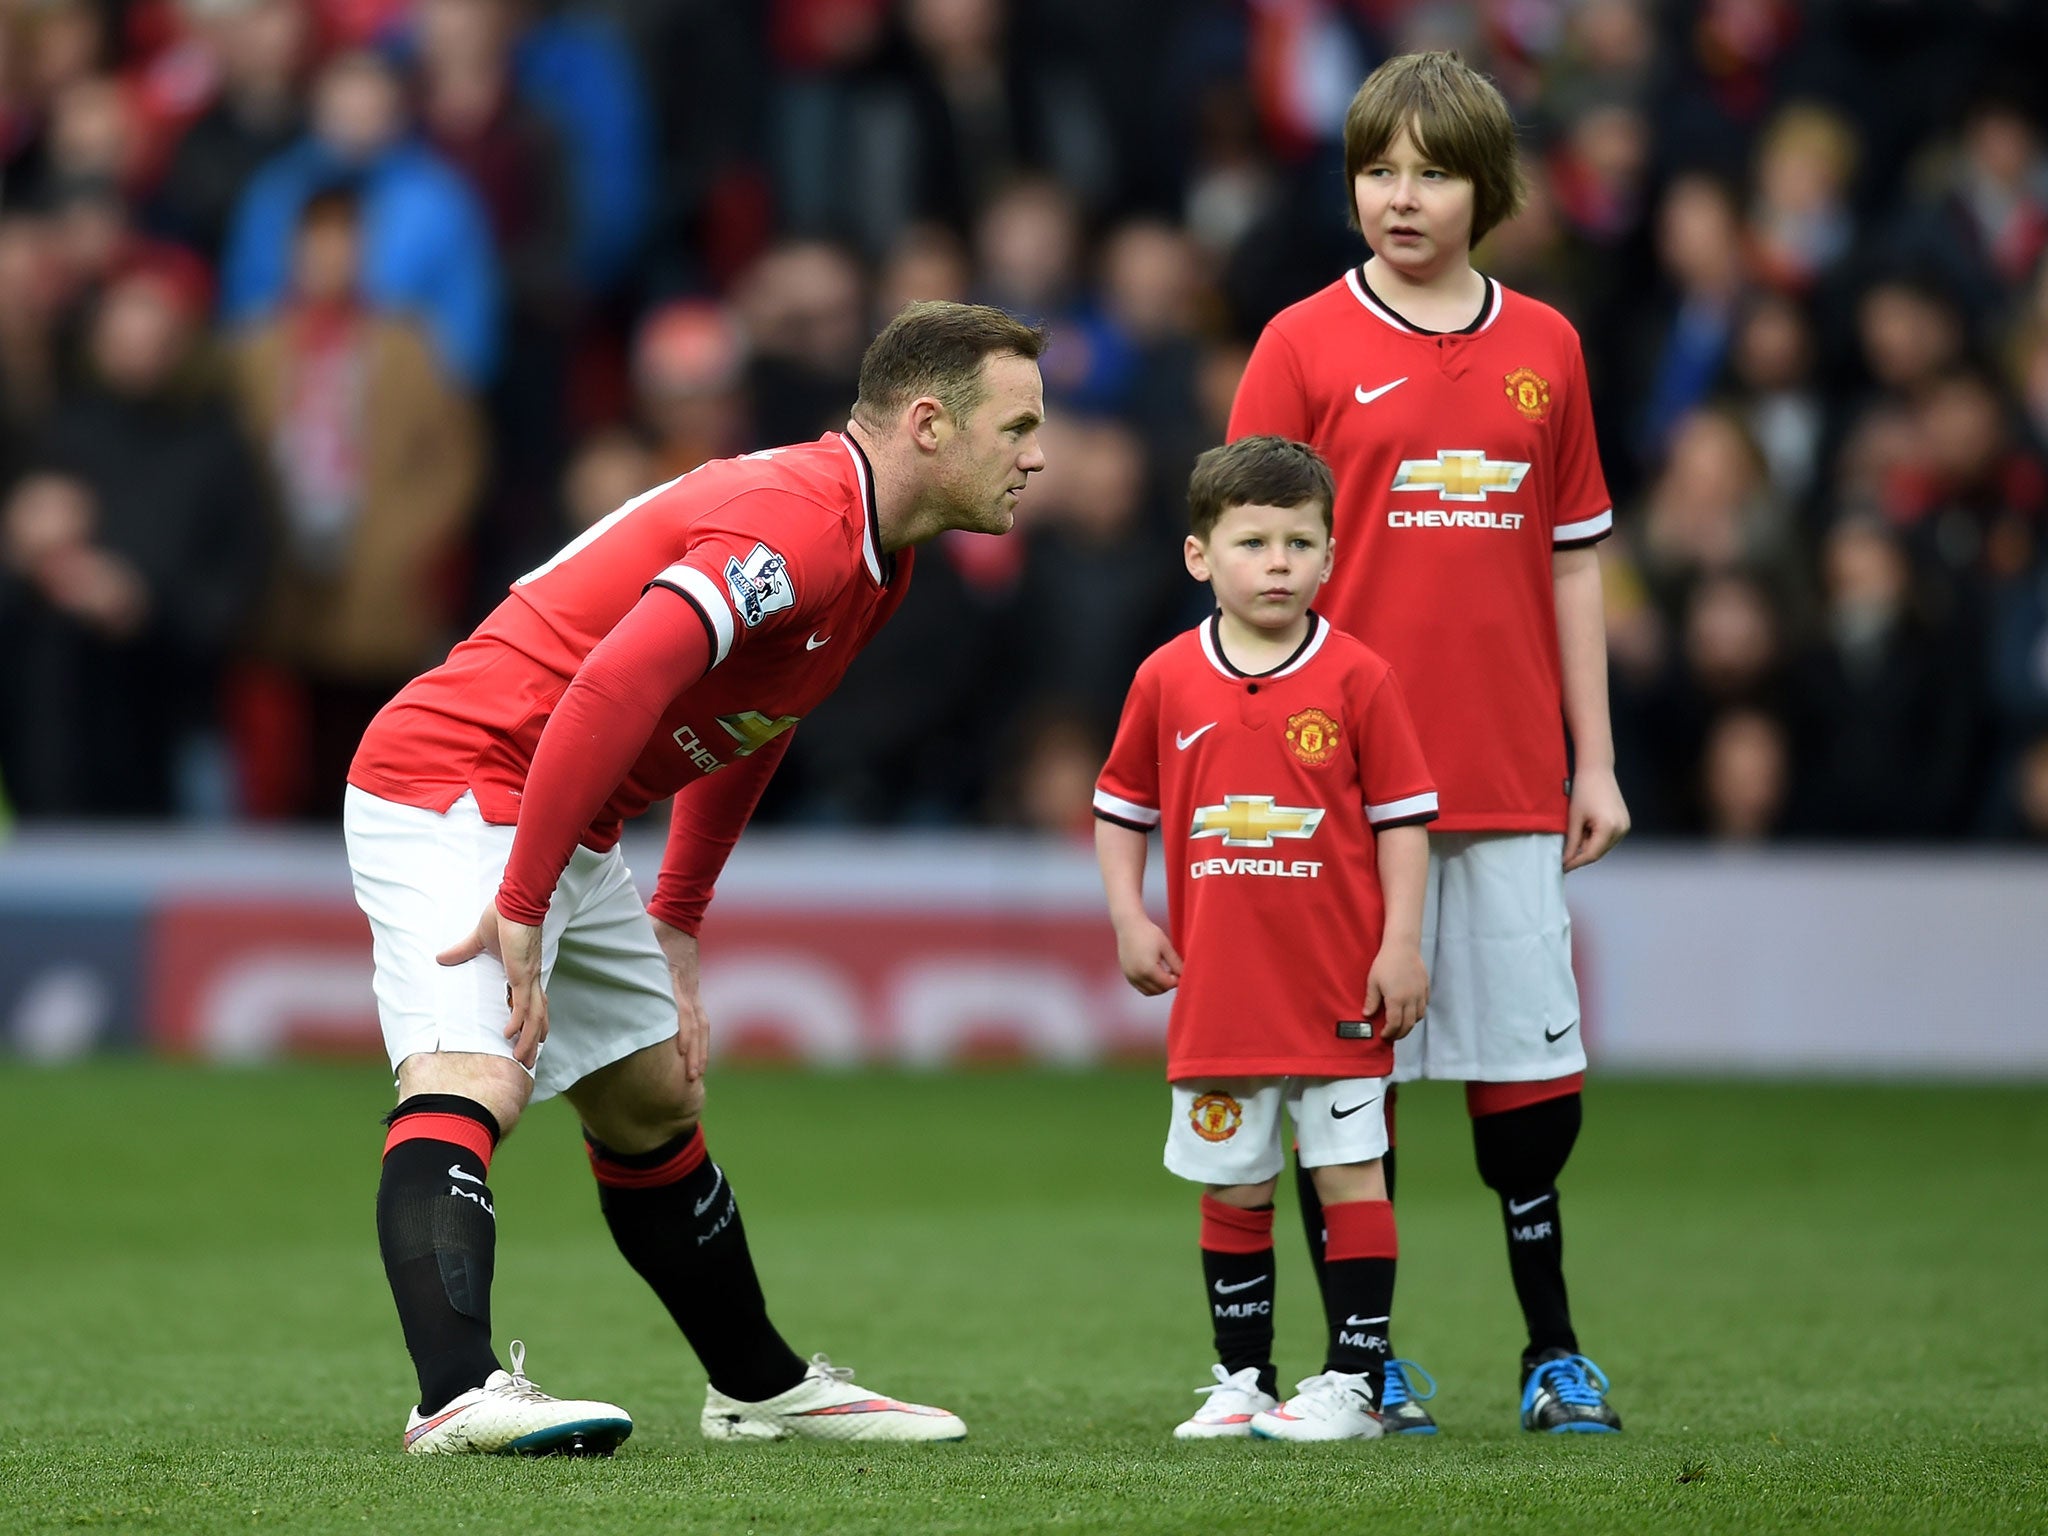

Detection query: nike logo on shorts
xmin=1213 ymin=1276 xmax=1267 ymax=1295
xmin=1353 ymin=377 xmax=1408 ymax=405
xmin=1507 ymin=1194 xmax=1551 ymax=1216
xmin=1544 ymin=1022 xmax=1578 ymax=1043
xmin=1330 ymin=1097 xmax=1379 ymax=1120
xmin=806 ymin=632 xmax=832 ymax=650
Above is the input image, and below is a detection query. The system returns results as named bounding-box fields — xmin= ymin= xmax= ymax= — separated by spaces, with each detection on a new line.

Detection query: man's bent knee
xmin=397 ymin=1051 xmax=533 ymax=1138
xmin=565 ymin=1041 xmax=704 ymax=1154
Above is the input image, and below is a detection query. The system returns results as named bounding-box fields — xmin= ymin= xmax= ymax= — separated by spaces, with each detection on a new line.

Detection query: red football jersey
xmin=1228 ymin=271 xmax=1612 ymax=833
xmin=1094 ymin=614 xmax=1437 ymax=1080
xmin=350 ymin=433 xmax=912 ymax=843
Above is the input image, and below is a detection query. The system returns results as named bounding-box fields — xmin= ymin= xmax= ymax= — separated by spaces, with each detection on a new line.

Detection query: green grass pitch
xmin=3 ymin=1064 xmax=2044 ymax=1534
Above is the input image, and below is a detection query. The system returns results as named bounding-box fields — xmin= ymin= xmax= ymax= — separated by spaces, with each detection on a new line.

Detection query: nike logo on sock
xmin=1213 ymin=1276 xmax=1267 ymax=1295
xmin=449 ymin=1166 xmax=485 ymax=1185
xmin=1344 ymin=1315 xmax=1389 ymax=1327
xmin=693 ymin=1167 xmax=727 ymax=1217
xmin=1330 ymin=1097 xmax=1380 ymax=1120
xmin=1544 ymin=1022 xmax=1578 ymax=1043
xmin=1506 ymin=1194 xmax=1551 ymax=1216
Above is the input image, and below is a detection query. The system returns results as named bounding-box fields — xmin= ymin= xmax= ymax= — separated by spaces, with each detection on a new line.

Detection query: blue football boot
xmin=1519 ymin=1349 xmax=1622 ymax=1433
xmin=1378 ymin=1359 xmax=1438 ymax=1435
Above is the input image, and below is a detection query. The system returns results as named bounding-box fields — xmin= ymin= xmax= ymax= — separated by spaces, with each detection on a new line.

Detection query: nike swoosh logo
xmin=1176 ymin=723 xmax=1217 ymax=750
xmin=1213 ymin=1276 xmax=1267 ymax=1295
xmin=404 ymin=1401 xmax=470 ymax=1446
xmin=693 ymin=1166 xmax=726 ymax=1217
xmin=1344 ymin=1315 xmax=1389 ymax=1327
xmin=449 ymin=1166 xmax=484 ymax=1185
xmin=1354 ymin=377 xmax=1408 ymax=405
xmin=1507 ymin=1194 xmax=1550 ymax=1216
xmin=1544 ymin=1022 xmax=1578 ymax=1043
xmin=1330 ymin=1097 xmax=1380 ymax=1120
xmin=806 ymin=632 xmax=832 ymax=650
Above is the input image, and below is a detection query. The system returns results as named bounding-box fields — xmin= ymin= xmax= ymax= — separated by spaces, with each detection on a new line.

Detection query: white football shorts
xmin=344 ymin=786 xmax=679 ymax=1102
xmin=1392 ymin=831 xmax=1586 ymax=1085
xmin=1165 ymin=1077 xmax=1391 ymax=1186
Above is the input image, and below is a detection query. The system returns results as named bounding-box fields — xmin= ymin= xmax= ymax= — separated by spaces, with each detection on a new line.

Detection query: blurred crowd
xmin=1 ymin=0 xmax=2047 ymax=844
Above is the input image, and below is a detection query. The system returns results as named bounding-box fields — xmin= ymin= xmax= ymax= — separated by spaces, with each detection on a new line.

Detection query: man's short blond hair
xmin=1342 ymin=51 xmax=1527 ymax=246
xmin=853 ymin=301 xmax=1047 ymax=430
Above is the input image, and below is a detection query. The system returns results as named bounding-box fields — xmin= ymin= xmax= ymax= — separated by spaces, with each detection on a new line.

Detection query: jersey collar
xmin=837 ymin=431 xmax=891 ymax=585
xmin=1200 ymin=610 xmax=1328 ymax=680
xmin=1345 ymin=266 xmax=1502 ymax=336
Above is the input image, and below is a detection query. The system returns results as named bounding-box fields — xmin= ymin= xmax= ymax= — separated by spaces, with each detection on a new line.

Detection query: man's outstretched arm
xmin=646 ymin=731 xmax=795 ymax=1081
xmin=437 ymin=587 xmax=713 ymax=1067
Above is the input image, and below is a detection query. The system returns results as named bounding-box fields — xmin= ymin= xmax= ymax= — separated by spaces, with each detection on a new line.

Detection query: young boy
xmin=1094 ymin=436 xmax=1438 ymax=1442
xmin=1227 ymin=52 xmax=1630 ymax=1432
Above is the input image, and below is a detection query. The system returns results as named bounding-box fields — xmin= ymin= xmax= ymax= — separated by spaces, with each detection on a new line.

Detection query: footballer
xmin=344 ymin=301 xmax=1046 ymax=1453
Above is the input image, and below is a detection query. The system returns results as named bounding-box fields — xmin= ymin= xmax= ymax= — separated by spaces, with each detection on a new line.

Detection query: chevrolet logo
xmin=1189 ymin=795 xmax=1325 ymax=848
xmin=717 ymin=710 xmax=800 ymax=757
xmin=1391 ymin=449 xmax=1531 ymax=503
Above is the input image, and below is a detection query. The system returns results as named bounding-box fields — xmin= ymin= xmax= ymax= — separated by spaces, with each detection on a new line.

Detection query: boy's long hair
xmin=1187 ymin=437 xmax=1335 ymax=538
xmin=1342 ymin=51 xmax=1527 ymax=246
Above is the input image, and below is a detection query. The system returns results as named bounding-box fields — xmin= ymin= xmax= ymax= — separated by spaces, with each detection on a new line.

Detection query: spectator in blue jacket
xmin=220 ymin=48 xmax=502 ymax=388
xmin=511 ymin=6 xmax=651 ymax=292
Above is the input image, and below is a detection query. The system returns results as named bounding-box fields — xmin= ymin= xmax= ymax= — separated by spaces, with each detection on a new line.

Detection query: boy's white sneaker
xmin=402 ymin=1340 xmax=633 ymax=1456
xmin=700 ymin=1354 xmax=966 ymax=1442
xmin=1173 ymin=1364 xmax=1279 ymax=1439
xmin=1250 ymin=1370 xmax=1385 ymax=1442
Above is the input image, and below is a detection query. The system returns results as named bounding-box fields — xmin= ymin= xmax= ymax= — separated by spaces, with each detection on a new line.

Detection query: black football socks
xmin=586 ymin=1124 xmax=807 ymax=1403
xmin=1320 ymin=1198 xmax=1397 ymax=1387
xmin=1472 ymin=1091 xmax=1584 ymax=1361
xmin=377 ymin=1095 xmax=504 ymax=1413
xmin=1199 ymin=1195 xmax=1278 ymax=1398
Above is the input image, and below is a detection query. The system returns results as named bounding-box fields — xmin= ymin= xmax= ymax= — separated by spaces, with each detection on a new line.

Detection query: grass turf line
xmin=2 ymin=1064 xmax=2043 ymax=1534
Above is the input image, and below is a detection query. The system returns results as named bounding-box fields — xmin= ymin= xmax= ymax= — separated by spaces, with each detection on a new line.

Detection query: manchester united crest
xmin=1504 ymin=366 xmax=1551 ymax=422
xmin=1285 ymin=707 xmax=1341 ymax=767
xmin=1189 ymin=1092 xmax=1243 ymax=1143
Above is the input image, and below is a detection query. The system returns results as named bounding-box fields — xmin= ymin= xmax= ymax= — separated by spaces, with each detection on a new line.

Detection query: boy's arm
xmin=1554 ymin=546 xmax=1630 ymax=871
xmin=1365 ymin=824 xmax=1429 ymax=1040
xmin=1095 ymin=819 xmax=1181 ymax=996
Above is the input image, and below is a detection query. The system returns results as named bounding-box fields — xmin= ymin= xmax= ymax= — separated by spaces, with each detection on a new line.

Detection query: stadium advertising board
xmin=2 ymin=832 xmax=2045 ymax=1075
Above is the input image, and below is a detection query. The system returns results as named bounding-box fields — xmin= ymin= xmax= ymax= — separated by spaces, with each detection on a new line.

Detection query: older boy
xmin=1228 ymin=52 xmax=1629 ymax=1432
xmin=1095 ymin=436 xmax=1437 ymax=1442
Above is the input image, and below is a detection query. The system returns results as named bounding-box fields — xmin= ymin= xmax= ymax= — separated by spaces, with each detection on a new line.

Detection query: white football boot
xmin=1249 ymin=1369 xmax=1385 ymax=1442
xmin=700 ymin=1354 xmax=966 ymax=1442
xmin=403 ymin=1340 xmax=633 ymax=1456
xmin=1173 ymin=1364 xmax=1280 ymax=1440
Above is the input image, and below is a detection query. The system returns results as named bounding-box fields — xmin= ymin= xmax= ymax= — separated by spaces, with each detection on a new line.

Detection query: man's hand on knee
xmin=653 ymin=920 xmax=710 ymax=1083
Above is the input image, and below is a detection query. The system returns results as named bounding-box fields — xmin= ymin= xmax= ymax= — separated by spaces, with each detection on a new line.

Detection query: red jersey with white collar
xmin=1094 ymin=614 xmax=1437 ymax=1080
xmin=350 ymin=431 xmax=911 ymax=852
xmin=1228 ymin=270 xmax=1612 ymax=833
